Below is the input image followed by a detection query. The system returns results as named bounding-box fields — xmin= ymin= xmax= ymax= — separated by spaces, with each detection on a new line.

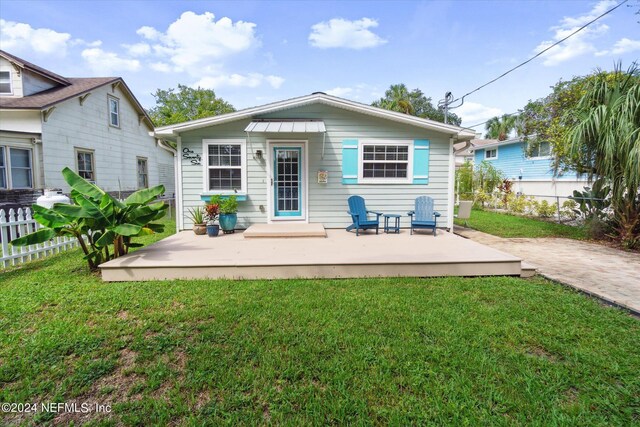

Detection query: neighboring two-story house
xmin=0 ymin=50 xmax=175 ymax=210
xmin=472 ymin=137 xmax=589 ymax=198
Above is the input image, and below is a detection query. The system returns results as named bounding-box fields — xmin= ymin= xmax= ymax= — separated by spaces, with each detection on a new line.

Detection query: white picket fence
xmin=1 ymin=207 xmax=80 ymax=268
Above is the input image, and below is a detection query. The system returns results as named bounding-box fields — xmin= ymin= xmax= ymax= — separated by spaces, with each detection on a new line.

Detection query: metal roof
xmin=244 ymin=120 xmax=326 ymax=133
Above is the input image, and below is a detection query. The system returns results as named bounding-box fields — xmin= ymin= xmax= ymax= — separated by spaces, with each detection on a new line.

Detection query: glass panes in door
xmin=273 ymin=147 xmax=301 ymax=217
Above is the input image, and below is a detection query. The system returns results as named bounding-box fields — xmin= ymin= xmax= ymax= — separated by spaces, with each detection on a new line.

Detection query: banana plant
xmin=11 ymin=167 xmax=168 ymax=271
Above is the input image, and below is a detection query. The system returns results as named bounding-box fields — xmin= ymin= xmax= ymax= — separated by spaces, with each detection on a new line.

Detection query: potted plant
xmin=219 ymin=195 xmax=238 ymax=234
xmin=204 ymin=200 xmax=220 ymax=237
xmin=187 ymin=206 xmax=206 ymax=235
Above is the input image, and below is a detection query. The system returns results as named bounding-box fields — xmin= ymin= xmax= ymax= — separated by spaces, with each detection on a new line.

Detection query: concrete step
xmin=520 ymin=262 xmax=537 ymax=278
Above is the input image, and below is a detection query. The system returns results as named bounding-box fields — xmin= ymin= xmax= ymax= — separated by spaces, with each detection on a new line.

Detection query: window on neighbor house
xmin=527 ymin=141 xmax=551 ymax=158
xmin=206 ymin=142 xmax=245 ymax=191
xmin=108 ymin=96 xmax=120 ymax=127
xmin=485 ymin=148 xmax=498 ymax=160
xmin=0 ymin=146 xmax=6 ymax=189
xmin=76 ymin=149 xmax=95 ymax=182
xmin=7 ymin=147 xmax=33 ymax=189
xmin=360 ymin=142 xmax=412 ymax=182
xmin=137 ymin=157 xmax=148 ymax=189
xmin=0 ymin=71 xmax=11 ymax=94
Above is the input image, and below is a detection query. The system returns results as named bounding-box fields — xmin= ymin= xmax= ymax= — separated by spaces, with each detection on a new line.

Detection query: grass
xmin=1 ymin=220 xmax=639 ymax=425
xmin=455 ymin=208 xmax=589 ymax=239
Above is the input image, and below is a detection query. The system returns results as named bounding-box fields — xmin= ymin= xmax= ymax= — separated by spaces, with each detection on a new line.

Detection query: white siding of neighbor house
xmin=179 ymin=103 xmax=453 ymax=230
xmin=0 ymin=57 xmax=23 ymax=98
xmin=40 ymin=84 xmax=175 ymax=196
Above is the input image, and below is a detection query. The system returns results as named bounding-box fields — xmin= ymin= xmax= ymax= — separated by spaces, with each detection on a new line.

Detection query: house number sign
xmin=182 ymin=147 xmax=201 ymax=165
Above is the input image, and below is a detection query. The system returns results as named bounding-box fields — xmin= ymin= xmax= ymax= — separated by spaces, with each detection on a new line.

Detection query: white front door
xmin=267 ymin=141 xmax=307 ymax=222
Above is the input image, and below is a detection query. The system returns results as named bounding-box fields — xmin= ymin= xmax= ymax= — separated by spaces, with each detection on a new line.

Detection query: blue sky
xmin=1 ymin=0 xmax=638 ymax=130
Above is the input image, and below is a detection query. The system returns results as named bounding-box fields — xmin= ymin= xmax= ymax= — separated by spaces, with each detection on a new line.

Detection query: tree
xmin=564 ymin=64 xmax=640 ymax=248
xmin=147 ymin=85 xmax=235 ymax=127
xmin=372 ymin=83 xmax=462 ymax=126
xmin=11 ymin=168 xmax=168 ymax=270
xmin=484 ymin=114 xmax=517 ymax=140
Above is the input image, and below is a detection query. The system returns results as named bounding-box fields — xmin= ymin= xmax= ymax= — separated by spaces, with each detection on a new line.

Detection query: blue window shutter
xmin=413 ymin=139 xmax=429 ymax=184
xmin=342 ymin=139 xmax=358 ymax=184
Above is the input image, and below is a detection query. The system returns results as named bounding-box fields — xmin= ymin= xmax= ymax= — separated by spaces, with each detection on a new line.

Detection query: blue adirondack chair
xmin=408 ymin=196 xmax=441 ymax=236
xmin=346 ymin=195 xmax=382 ymax=236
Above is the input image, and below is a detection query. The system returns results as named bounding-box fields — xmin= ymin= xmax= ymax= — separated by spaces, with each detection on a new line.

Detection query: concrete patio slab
xmin=100 ymin=229 xmax=525 ymax=282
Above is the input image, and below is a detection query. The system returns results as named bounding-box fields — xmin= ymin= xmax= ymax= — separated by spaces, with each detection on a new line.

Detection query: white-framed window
xmin=0 ymin=146 xmax=7 ymax=189
xmin=0 ymin=71 xmax=12 ymax=95
xmin=527 ymin=141 xmax=551 ymax=159
xmin=485 ymin=148 xmax=498 ymax=160
xmin=137 ymin=157 xmax=148 ymax=189
xmin=108 ymin=96 xmax=120 ymax=127
xmin=76 ymin=148 xmax=95 ymax=182
xmin=358 ymin=140 xmax=413 ymax=184
xmin=0 ymin=146 xmax=33 ymax=189
xmin=203 ymin=139 xmax=247 ymax=193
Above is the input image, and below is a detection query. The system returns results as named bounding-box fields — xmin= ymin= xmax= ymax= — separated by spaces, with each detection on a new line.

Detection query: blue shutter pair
xmin=341 ymin=139 xmax=429 ymax=184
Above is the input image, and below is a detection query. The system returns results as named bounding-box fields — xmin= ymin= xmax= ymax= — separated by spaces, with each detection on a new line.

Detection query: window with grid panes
xmin=207 ymin=143 xmax=242 ymax=191
xmin=76 ymin=150 xmax=95 ymax=181
xmin=362 ymin=144 xmax=409 ymax=179
xmin=137 ymin=157 xmax=148 ymax=188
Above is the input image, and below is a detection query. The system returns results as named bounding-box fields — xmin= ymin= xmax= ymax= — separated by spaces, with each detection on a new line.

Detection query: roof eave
xmin=154 ymin=93 xmax=475 ymax=140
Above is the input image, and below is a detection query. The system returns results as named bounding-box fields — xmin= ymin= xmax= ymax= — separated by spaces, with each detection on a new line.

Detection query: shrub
xmin=531 ymin=200 xmax=556 ymax=218
xmin=561 ymin=200 xmax=578 ymax=220
xmin=509 ymin=194 xmax=528 ymax=214
xmin=11 ymin=167 xmax=167 ymax=271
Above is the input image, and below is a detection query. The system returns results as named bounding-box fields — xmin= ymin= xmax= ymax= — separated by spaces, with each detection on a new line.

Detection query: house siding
xmin=474 ymin=141 xmax=586 ymax=181
xmin=474 ymin=141 xmax=589 ymax=198
xmin=40 ymin=84 xmax=175 ymax=196
xmin=179 ymin=104 xmax=452 ymax=230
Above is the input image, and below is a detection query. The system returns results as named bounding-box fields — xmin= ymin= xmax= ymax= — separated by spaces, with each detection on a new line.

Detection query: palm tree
xmin=566 ymin=64 xmax=640 ymax=248
xmin=372 ymin=84 xmax=415 ymax=115
xmin=485 ymin=114 xmax=516 ymax=140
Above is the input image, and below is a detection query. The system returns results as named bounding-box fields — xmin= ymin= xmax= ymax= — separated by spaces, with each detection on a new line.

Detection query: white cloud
xmin=533 ymin=0 xmax=615 ymax=66
xmin=457 ymin=102 xmax=503 ymax=128
xmin=309 ymin=18 xmax=387 ymax=49
xmin=149 ymin=62 xmax=173 ymax=73
xmin=596 ymin=38 xmax=640 ymax=56
xmin=326 ymin=87 xmax=353 ymax=97
xmin=0 ymin=19 xmax=72 ymax=56
xmin=122 ymin=42 xmax=151 ymax=56
xmin=136 ymin=11 xmax=259 ymax=69
xmin=195 ymin=73 xmax=284 ymax=89
xmin=81 ymin=48 xmax=141 ymax=74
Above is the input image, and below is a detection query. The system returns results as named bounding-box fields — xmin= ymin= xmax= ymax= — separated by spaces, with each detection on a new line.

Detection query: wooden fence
xmin=0 ymin=208 xmax=80 ymax=268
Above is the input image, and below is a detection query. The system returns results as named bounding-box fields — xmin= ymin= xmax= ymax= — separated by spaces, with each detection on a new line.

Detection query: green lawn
xmin=1 ymin=221 xmax=639 ymax=425
xmin=455 ymin=208 xmax=589 ymax=239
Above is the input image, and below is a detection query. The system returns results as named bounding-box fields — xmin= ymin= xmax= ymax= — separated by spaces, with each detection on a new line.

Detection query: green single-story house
xmin=154 ymin=92 xmax=475 ymax=232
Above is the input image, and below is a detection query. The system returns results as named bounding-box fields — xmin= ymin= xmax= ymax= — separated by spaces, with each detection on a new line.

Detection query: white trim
xmin=202 ymin=138 xmax=248 ymax=195
xmin=107 ymin=95 xmax=120 ymax=128
xmin=266 ymin=140 xmax=308 ymax=223
xmin=176 ymin=136 xmax=183 ymax=231
xmin=155 ymin=93 xmax=476 ymax=140
xmin=413 ymin=175 xmax=429 ymax=179
xmin=342 ymin=175 xmax=357 ymax=179
xmin=357 ymin=139 xmax=413 ymax=184
xmin=484 ymin=148 xmax=498 ymax=160
xmin=447 ymin=137 xmax=455 ymax=231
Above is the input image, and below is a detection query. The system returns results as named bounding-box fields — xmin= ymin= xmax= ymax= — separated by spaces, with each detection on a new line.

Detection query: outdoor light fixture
xmin=255 ymin=149 xmax=263 ymax=160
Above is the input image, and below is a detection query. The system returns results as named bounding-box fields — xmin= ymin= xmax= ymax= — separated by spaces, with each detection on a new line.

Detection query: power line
xmin=450 ymin=0 xmax=629 ymax=106
xmin=464 ymin=111 xmax=520 ymax=131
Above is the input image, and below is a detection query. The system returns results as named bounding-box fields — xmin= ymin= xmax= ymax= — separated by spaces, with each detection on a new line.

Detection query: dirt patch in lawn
xmin=53 ymin=348 xmax=142 ymax=425
xmin=526 ymin=345 xmax=560 ymax=362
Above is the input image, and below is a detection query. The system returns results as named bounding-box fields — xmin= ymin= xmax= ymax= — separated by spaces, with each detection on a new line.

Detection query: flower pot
xmin=206 ymin=224 xmax=220 ymax=237
xmin=219 ymin=213 xmax=237 ymax=234
xmin=193 ymin=223 xmax=207 ymax=235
